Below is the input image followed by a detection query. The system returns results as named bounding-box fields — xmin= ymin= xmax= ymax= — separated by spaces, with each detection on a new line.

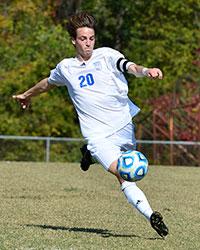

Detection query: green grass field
xmin=0 ymin=162 xmax=199 ymax=250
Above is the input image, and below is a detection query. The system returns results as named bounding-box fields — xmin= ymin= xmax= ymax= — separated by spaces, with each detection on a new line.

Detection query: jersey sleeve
xmin=105 ymin=48 xmax=124 ymax=71
xmin=105 ymin=47 xmax=135 ymax=73
xmin=48 ymin=61 xmax=66 ymax=86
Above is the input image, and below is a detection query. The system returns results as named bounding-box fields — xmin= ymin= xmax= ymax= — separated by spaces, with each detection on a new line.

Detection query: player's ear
xmin=71 ymin=38 xmax=76 ymax=46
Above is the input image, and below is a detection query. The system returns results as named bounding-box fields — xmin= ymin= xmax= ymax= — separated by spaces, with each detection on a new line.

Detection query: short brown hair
xmin=66 ymin=12 xmax=96 ymax=39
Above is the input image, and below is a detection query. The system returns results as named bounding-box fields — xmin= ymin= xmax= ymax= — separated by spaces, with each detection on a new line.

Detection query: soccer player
xmin=13 ymin=12 xmax=169 ymax=238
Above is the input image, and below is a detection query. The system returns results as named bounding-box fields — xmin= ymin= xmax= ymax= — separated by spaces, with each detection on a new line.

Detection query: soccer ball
xmin=117 ymin=150 xmax=148 ymax=182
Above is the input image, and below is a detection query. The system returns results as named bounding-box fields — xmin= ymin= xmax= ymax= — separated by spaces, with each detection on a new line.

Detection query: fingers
xmin=12 ymin=95 xmax=17 ymax=100
xmin=148 ymin=68 xmax=163 ymax=79
xmin=21 ymin=103 xmax=28 ymax=109
xmin=157 ymin=69 xmax=163 ymax=79
xmin=12 ymin=94 xmax=30 ymax=110
xmin=12 ymin=94 xmax=22 ymax=101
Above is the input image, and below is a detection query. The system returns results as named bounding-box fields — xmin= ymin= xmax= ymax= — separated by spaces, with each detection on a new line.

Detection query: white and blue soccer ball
xmin=117 ymin=150 xmax=148 ymax=182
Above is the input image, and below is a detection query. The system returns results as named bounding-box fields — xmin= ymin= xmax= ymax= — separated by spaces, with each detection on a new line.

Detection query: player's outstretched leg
xmin=121 ymin=181 xmax=169 ymax=239
xmin=150 ymin=211 xmax=169 ymax=238
xmin=80 ymin=144 xmax=94 ymax=171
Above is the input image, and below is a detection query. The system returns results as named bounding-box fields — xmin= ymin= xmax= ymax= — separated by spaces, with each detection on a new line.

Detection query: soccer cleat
xmin=80 ymin=144 xmax=94 ymax=171
xmin=150 ymin=211 xmax=169 ymax=238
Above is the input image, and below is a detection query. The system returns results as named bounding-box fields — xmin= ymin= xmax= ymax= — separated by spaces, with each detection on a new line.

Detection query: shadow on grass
xmin=25 ymin=224 xmax=160 ymax=240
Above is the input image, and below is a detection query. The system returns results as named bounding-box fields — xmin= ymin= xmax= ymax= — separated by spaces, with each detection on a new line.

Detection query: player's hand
xmin=146 ymin=68 xmax=163 ymax=79
xmin=12 ymin=94 xmax=31 ymax=110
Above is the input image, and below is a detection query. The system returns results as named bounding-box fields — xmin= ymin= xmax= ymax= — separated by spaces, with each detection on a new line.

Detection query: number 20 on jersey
xmin=79 ymin=73 xmax=95 ymax=88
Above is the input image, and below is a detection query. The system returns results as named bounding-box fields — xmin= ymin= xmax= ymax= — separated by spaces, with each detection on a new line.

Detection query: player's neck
xmin=76 ymin=53 xmax=92 ymax=62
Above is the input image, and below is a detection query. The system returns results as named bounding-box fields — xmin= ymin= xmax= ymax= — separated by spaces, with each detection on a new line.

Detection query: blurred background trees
xmin=0 ymin=0 xmax=199 ymax=163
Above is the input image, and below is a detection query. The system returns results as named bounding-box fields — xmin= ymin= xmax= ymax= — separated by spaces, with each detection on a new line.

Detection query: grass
xmin=0 ymin=162 xmax=199 ymax=250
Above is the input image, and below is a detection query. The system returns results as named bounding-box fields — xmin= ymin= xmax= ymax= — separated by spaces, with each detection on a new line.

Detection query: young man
xmin=13 ymin=12 xmax=168 ymax=238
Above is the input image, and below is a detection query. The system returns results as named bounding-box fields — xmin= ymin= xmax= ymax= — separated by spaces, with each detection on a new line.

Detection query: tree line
xmin=0 ymin=0 xmax=199 ymax=161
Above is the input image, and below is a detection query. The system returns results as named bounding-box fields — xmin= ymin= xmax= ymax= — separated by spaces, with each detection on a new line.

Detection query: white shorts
xmin=87 ymin=122 xmax=136 ymax=171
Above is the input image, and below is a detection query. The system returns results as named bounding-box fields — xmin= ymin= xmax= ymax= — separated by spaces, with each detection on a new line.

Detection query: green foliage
xmin=81 ymin=0 xmax=200 ymax=111
xmin=0 ymin=0 xmax=199 ymax=160
xmin=0 ymin=0 xmax=79 ymax=138
xmin=0 ymin=139 xmax=84 ymax=162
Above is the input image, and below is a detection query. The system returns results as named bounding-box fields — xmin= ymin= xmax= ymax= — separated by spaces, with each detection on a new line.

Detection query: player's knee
xmin=108 ymin=159 xmax=118 ymax=174
xmin=108 ymin=159 xmax=124 ymax=183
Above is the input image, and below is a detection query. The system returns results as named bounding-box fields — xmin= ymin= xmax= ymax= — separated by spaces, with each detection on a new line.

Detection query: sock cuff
xmin=121 ymin=181 xmax=136 ymax=191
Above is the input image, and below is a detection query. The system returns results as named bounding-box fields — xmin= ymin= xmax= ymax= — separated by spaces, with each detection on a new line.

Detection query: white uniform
xmin=48 ymin=47 xmax=140 ymax=169
xmin=47 ymin=47 xmax=161 ymax=226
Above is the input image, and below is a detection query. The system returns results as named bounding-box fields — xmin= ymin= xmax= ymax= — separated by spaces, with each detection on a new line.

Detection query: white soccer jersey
xmin=48 ymin=47 xmax=140 ymax=140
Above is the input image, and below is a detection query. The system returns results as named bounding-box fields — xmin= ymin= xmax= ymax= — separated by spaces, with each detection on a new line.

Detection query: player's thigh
xmin=88 ymin=139 xmax=121 ymax=171
xmin=117 ymin=122 xmax=136 ymax=150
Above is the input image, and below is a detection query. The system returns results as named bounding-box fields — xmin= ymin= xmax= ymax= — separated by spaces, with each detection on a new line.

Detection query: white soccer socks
xmin=121 ymin=181 xmax=153 ymax=220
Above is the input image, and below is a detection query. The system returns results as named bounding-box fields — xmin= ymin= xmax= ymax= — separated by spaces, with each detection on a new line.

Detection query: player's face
xmin=73 ymin=27 xmax=95 ymax=61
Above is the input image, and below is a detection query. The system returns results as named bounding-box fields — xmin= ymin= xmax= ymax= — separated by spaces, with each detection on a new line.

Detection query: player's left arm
xmin=127 ymin=63 xmax=163 ymax=79
xmin=116 ymin=57 xmax=163 ymax=79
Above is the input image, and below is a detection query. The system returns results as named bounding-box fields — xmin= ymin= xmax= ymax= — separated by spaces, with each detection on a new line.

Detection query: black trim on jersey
xmin=116 ymin=57 xmax=130 ymax=73
xmin=122 ymin=60 xmax=129 ymax=72
xmin=116 ymin=57 xmax=124 ymax=72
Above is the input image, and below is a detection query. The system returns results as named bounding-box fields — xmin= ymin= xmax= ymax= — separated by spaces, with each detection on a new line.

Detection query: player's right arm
xmin=12 ymin=78 xmax=55 ymax=109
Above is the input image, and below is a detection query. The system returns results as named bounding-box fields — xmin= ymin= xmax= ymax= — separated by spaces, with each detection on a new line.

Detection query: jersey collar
xmin=75 ymin=52 xmax=94 ymax=66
